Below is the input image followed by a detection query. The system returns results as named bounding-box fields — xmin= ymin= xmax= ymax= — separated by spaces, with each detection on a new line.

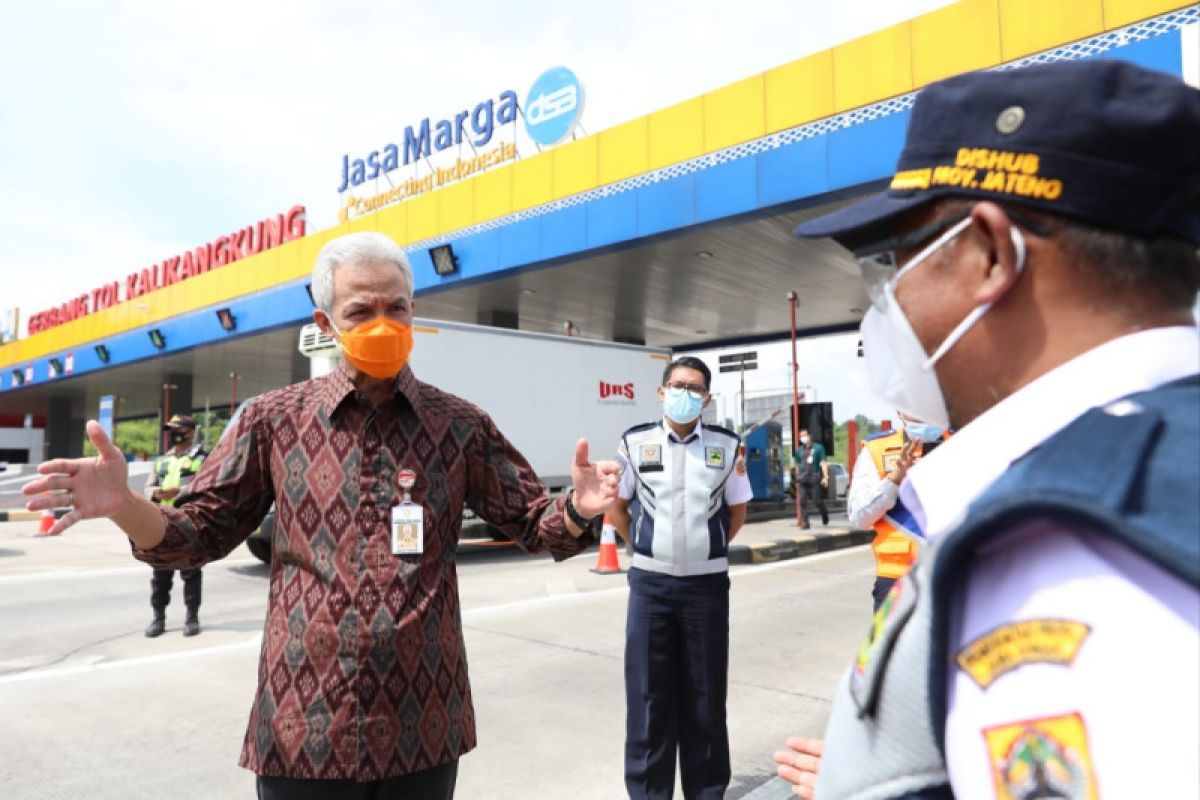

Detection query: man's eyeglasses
xmin=853 ymin=207 xmax=1050 ymax=312
xmin=664 ymin=382 xmax=707 ymax=400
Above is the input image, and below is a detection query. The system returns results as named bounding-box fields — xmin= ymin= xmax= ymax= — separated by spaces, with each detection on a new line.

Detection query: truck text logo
xmin=599 ymin=381 xmax=635 ymax=402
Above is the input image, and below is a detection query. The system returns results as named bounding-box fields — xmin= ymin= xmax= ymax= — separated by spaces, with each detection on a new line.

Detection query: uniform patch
xmin=983 ymin=712 xmax=1098 ymax=800
xmin=705 ymin=446 xmax=725 ymax=469
xmin=850 ymin=576 xmax=917 ymax=716
xmin=639 ymin=444 xmax=662 ymax=466
xmin=855 ymin=580 xmax=903 ymax=677
xmin=956 ymin=618 xmax=1091 ymax=689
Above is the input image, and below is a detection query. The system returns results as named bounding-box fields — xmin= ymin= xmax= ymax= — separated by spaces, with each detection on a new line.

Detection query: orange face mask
xmin=331 ymin=316 xmax=413 ymax=379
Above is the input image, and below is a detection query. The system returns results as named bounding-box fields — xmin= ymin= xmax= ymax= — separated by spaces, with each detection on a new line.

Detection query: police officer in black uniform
xmin=144 ymin=414 xmax=207 ymax=637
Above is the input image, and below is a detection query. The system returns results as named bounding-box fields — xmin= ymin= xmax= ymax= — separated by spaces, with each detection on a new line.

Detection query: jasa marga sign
xmin=337 ymin=67 xmax=584 ymax=194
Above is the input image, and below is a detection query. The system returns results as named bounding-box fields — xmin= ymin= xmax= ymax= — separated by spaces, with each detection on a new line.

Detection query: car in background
xmin=827 ymin=462 xmax=849 ymax=498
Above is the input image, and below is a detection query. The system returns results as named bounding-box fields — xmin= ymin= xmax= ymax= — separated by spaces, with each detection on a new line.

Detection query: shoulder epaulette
xmin=702 ymin=423 xmax=739 ymax=440
xmin=623 ymin=421 xmax=661 ymax=437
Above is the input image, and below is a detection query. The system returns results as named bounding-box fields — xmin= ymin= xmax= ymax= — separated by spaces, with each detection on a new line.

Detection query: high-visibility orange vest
xmin=863 ymin=431 xmax=920 ymax=579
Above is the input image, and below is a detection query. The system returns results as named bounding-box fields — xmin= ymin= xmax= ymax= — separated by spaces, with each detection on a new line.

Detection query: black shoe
xmin=145 ymin=615 xmax=166 ymax=638
xmin=183 ymin=613 xmax=200 ymax=637
xmin=800 ymin=523 xmax=811 ymax=530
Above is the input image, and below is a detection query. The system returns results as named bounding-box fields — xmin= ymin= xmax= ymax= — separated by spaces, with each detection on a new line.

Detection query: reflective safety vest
xmin=153 ymin=445 xmax=207 ymax=507
xmin=863 ymin=431 xmax=920 ymax=579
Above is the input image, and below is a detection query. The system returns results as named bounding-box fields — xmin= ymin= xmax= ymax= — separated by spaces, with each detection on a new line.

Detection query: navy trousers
xmin=625 ymin=568 xmax=731 ymax=800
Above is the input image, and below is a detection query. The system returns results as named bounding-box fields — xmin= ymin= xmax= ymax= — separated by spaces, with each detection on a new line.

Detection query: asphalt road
xmin=0 ymin=518 xmax=875 ymax=799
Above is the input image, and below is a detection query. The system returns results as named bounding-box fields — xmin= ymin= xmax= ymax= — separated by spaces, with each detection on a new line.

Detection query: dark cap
xmin=164 ymin=414 xmax=197 ymax=430
xmin=794 ymin=59 xmax=1200 ymax=247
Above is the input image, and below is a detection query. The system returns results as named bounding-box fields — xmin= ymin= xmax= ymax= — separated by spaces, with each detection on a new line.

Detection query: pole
xmin=161 ymin=384 xmax=172 ymax=455
xmin=230 ymin=372 xmax=238 ymax=414
xmin=739 ymin=367 xmax=746 ymax=432
xmin=787 ymin=292 xmax=803 ymax=526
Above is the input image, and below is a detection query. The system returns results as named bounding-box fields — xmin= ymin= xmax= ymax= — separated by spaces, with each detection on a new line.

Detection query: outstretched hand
xmin=569 ymin=438 xmax=621 ymax=519
xmin=773 ymin=736 xmax=824 ymax=798
xmin=23 ymin=420 xmax=133 ymax=536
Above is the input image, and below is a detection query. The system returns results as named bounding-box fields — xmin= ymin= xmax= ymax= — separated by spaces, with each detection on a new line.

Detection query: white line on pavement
xmin=0 ymin=557 xmax=263 ymax=584
xmin=0 ymin=637 xmax=264 ymax=686
xmin=0 ymin=545 xmax=868 ymax=685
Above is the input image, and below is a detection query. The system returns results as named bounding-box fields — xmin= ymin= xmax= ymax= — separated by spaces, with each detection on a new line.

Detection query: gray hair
xmin=310 ymin=232 xmax=414 ymax=314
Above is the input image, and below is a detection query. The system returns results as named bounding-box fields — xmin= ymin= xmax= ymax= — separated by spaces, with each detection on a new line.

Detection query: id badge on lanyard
xmin=391 ymin=469 xmax=424 ymax=555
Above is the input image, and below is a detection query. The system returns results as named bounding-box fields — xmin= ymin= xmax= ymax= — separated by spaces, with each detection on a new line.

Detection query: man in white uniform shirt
xmin=611 ymin=356 xmax=753 ymax=800
xmin=774 ymin=59 xmax=1199 ymax=799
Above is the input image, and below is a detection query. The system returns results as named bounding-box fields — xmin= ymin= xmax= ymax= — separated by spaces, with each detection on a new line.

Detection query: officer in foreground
xmin=143 ymin=413 xmax=207 ymax=637
xmin=775 ymin=58 xmax=1198 ymax=798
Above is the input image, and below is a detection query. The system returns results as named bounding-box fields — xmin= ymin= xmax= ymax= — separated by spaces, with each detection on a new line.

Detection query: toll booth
xmin=744 ymin=421 xmax=784 ymax=501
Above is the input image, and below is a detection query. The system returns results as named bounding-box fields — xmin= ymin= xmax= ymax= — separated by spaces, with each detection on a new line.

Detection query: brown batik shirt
xmin=132 ymin=365 xmax=595 ymax=780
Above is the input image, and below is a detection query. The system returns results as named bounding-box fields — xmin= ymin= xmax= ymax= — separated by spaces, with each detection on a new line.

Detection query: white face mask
xmin=862 ymin=223 xmax=1026 ymax=428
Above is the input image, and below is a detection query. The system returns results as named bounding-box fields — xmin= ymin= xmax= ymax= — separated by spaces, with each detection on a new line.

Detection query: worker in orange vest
xmin=847 ymin=415 xmax=947 ymax=610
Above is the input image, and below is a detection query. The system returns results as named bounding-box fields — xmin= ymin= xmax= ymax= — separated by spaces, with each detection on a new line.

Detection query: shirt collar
xmin=900 ymin=325 xmax=1200 ymax=539
xmin=318 ymin=363 xmax=423 ymax=417
xmin=661 ymin=417 xmax=703 ymax=444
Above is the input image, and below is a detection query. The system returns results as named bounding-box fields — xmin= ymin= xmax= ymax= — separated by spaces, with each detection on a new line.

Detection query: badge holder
xmin=391 ymin=469 xmax=424 ymax=555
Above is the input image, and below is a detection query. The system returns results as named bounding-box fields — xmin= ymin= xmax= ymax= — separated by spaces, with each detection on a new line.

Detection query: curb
xmin=0 ymin=509 xmax=69 ymax=523
xmin=728 ymin=527 xmax=873 ymax=566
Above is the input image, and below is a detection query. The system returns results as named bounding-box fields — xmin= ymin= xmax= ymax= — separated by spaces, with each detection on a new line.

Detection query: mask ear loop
xmin=922 ymin=227 xmax=1027 ymax=370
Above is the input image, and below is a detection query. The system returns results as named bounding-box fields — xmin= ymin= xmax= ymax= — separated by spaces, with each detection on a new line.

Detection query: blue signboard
xmin=99 ymin=395 xmax=114 ymax=440
xmin=524 ymin=66 xmax=584 ymax=146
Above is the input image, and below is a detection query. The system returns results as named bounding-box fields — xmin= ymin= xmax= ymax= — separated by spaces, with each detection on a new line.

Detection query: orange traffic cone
xmin=36 ymin=509 xmax=58 ymax=537
xmin=590 ymin=515 xmax=624 ymax=574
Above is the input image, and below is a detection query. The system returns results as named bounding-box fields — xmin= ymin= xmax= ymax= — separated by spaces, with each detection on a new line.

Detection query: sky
xmin=0 ymin=0 xmax=957 ymax=424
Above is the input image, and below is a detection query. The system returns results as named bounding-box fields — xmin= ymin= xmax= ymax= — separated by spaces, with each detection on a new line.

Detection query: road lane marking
xmin=0 ymin=557 xmax=262 ymax=584
xmin=0 ymin=545 xmax=869 ymax=684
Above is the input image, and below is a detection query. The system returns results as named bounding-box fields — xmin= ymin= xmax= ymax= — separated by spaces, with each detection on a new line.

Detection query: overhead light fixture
xmin=695 ymin=251 xmax=714 ymax=259
xmin=519 ymin=288 xmax=537 ymax=296
xmin=849 ymin=307 xmax=864 ymax=314
xmin=148 ymin=328 xmax=167 ymax=350
xmin=429 ymin=244 xmax=459 ymax=276
xmin=216 ymin=308 xmax=237 ymax=332
xmin=95 ymin=344 xmax=111 ymax=363
xmin=11 ymin=369 xmax=24 ymax=386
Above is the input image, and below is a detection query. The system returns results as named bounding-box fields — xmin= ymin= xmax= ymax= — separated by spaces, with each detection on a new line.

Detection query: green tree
xmin=83 ymin=417 xmax=160 ymax=459
xmin=81 ymin=411 xmax=230 ymax=460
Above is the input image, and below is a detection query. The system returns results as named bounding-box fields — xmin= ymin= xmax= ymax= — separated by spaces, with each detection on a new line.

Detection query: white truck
xmin=245 ymin=320 xmax=671 ymax=561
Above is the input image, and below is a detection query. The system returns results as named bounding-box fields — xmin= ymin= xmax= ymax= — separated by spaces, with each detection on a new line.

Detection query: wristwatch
xmin=564 ymin=489 xmax=599 ymax=529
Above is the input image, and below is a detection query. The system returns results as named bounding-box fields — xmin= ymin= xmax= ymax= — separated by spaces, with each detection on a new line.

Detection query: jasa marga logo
xmin=524 ymin=66 xmax=583 ymax=147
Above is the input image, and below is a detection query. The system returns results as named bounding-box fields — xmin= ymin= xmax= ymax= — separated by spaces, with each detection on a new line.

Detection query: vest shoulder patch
xmin=851 ymin=577 xmax=919 ymax=716
xmin=956 ymin=618 xmax=1091 ymax=690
